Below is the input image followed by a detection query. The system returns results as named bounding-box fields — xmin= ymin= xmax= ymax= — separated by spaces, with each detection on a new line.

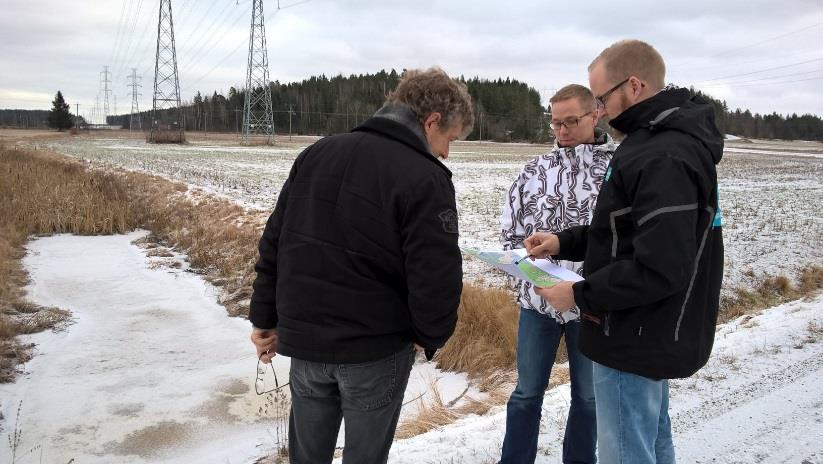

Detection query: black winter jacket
xmin=556 ymin=88 xmax=724 ymax=379
xmin=249 ymin=114 xmax=462 ymax=363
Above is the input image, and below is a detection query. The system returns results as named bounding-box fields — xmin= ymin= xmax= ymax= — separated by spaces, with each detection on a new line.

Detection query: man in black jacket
xmin=525 ymin=40 xmax=724 ymax=464
xmin=248 ymin=67 xmax=473 ymax=463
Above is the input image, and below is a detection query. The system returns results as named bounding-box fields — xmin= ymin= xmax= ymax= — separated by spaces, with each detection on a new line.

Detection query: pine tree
xmin=48 ymin=91 xmax=73 ymax=131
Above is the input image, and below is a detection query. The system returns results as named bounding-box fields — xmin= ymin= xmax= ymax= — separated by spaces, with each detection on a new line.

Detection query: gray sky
xmin=2 ymin=0 xmax=822 ymax=122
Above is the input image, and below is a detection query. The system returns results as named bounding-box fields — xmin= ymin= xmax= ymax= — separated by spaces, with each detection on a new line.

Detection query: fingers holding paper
xmin=523 ymin=232 xmax=560 ymax=259
xmin=534 ymin=280 xmax=576 ymax=311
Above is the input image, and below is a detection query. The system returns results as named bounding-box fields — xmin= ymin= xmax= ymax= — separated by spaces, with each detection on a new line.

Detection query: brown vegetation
xmin=2 ymin=137 xmax=822 ymax=446
xmin=0 ymin=143 xmax=263 ymax=381
xmin=435 ymin=283 xmax=519 ymax=378
xmin=0 ymin=146 xmax=133 ymax=381
xmin=147 ymin=130 xmax=186 ymax=144
xmin=718 ymin=266 xmax=823 ymax=325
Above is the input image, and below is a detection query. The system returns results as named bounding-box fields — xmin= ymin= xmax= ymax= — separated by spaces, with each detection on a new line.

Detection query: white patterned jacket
xmin=500 ymin=129 xmax=616 ymax=322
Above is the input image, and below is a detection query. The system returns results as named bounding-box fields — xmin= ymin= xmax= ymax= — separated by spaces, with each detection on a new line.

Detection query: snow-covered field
xmin=34 ymin=135 xmax=823 ymax=291
xmin=3 ymin=134 xmax=821 ymax=463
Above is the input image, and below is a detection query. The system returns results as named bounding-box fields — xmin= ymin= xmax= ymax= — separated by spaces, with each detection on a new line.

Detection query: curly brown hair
xmin=386 ymin=67 xmax=475 ymax=137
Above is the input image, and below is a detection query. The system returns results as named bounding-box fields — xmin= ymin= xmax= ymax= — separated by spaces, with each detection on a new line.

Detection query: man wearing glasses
xmin=499 ymin=84 xmax=615 ymax=464
xmin=524 ymin=40 xmax=724 ymax=463
xmin=248 ymin=68 xmax=473 ymax=463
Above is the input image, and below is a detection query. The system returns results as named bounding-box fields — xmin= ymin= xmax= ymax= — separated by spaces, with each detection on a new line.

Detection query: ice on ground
xmin=0 ymin=233 xmax=476 ymax=463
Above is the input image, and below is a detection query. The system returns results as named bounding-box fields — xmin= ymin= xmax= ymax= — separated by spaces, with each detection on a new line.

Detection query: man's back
xmin=253 ymin=116 xmax=463 ymax=364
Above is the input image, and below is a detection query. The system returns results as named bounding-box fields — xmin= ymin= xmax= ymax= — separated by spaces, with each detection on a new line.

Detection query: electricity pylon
xmin=100 ymin=66 xmax=112 ymax=125
xmin=242 ymin=0 xmax=275 ymax=145
xmin=149 ymin=0 xmax=185 ymax=143
xmin=128 ymin=68 xmax=143 ymax=132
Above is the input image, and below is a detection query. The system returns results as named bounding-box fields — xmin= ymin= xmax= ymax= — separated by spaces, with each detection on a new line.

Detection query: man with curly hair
xmin=249 ymin=67 xmax=474 ymax=463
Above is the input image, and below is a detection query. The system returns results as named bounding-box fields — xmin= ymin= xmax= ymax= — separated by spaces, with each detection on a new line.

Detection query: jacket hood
xmin=610 ymin=87 xmax=724 ymax=164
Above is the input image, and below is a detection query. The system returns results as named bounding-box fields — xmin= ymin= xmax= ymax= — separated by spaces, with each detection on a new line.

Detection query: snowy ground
xmin=33 ymin=135 xmax=823 ymax=292
xmin=0 ymin=233 xmax=475 ymax=464
xmin=386 ymin=294 xmax=823 ymax=464
xmin=2 ymin=233 xmax=821 ymax=463
xmin=4 ymin=134 xmax=821 ymax=463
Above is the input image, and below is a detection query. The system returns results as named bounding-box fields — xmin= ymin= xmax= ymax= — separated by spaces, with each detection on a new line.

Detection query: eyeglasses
xmin=255 ymin=351 xmax=289 ymax=395
xmin=550 ymin=111 xmax=593 ymax=130
xmin=595 ymin=77 xmax=630 ymax=108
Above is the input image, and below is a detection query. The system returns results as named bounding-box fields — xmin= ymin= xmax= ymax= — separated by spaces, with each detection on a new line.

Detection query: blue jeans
xmin=501 ymin=309 xmax=597 ymax=464
xmin=592 ymin=362 xmax=675 ymax=464
xmin=287 ymin=345 xmax=415 ymax=464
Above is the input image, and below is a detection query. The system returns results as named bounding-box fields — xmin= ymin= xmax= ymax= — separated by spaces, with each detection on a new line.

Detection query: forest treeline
xmin=108 ymin=70 xmax=550 ymax=142
xmin=3 ymin=71 xmax=822 ymax=142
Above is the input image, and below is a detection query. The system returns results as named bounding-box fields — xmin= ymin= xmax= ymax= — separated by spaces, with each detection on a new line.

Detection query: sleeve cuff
xmin=572 ymin=280 xmax=591 ymax=314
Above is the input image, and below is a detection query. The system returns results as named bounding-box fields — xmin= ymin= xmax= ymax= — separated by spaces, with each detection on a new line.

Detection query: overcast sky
xmin=2 ymin=0 xmax=822 ymax=122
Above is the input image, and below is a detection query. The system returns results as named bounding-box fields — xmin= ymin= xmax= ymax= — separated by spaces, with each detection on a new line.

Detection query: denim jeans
xmin=500 ymin=308 xmax=597 ymax=464
xmin=287 ymin=344 xmax=415 ymax=464
xmin=592 ymin=362 xmax=675 ymax=464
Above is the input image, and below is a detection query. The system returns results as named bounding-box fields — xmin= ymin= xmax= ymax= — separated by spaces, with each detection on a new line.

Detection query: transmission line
xmin=693 ymin=57 xmax=823 ymax=84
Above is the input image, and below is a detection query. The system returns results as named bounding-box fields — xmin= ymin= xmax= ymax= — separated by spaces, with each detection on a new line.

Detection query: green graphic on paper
xmin=461 ymin=247 xmax=563 ymax=288
xmin=516 ymin=259 xmax=562 ymax=287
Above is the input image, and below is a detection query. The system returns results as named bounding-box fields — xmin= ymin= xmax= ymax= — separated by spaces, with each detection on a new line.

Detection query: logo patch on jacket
xmin=438 ymin=209 xmax=459 ymax=234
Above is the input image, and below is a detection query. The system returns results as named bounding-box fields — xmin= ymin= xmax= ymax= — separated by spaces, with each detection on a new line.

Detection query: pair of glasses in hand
xmin=255 ymin=351 xmax=289 ymax=395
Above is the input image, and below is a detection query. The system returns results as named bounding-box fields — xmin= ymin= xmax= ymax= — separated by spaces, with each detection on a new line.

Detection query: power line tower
xmin=100 ymin=66 xmax=112 ymax=125
xmin=128 ymin=68 xmax=143 ymax=132
xmin=242 ymin=0 xmax=275 ymax=145
xmin=149 ymin=0 xmax=185 ymax=143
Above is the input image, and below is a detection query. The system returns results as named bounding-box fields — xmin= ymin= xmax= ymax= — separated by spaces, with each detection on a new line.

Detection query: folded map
xmin=461 ymin=247 xmax=583 ymax=287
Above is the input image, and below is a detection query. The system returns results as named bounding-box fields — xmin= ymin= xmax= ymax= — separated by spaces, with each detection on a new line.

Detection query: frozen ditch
xmin=0 ymin=232 xmax=473 ymax=463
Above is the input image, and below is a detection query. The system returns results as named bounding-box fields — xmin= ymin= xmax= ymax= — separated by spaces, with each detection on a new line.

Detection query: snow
xmin=3 ymin=233 xmax=822 ymax=463
xmin=0 ymin=232 xmax=474 ymax=464
xmin=4 ymin=135 xmax=822 ymax=463
xmin=384 ymin=295 xmax=823 ymax=463
xmin=33 ymin=137 xmax=823 ymax=293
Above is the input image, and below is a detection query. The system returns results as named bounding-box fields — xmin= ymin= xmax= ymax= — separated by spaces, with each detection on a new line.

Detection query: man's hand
xmin=523 ymin=232 xmax=560 ymax=259
xmin=250 ymin=328 xmax=278 ymax=364
xmin=534 ymin=281 xmax=576 ymax=311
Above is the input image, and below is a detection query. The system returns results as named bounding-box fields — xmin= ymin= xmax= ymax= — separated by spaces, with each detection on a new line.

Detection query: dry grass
xmin=0 ymin=142 xmax=262 ymax=381
xmin=718 ymin=265 xmax=823 ymax=325
xmin=395 ymin=284 xmax=522 ymax=439
xmin=0 ymin=145 xmax=132 ymax=381
xmin=147 ymin=130 xmax=186 ymax=144
xmin=435 ymin=283 xmax=519 ymax=378
xmin=395 ymin=378 xmax=461 ymax=439
xmin=5 ymin=137 xmax=821 ymax=443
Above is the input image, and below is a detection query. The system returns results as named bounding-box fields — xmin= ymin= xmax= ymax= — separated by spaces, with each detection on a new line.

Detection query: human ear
xmin=423 ymin=112 xmax=442 ymax=131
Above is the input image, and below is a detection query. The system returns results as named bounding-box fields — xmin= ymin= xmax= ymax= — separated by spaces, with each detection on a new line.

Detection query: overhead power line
xmin=706 ymin=21 xmax=823 ymax=60
xmin=693 ymin=57 xmax=823 ymax=84
xmin=696 ymin=76 xmax=823 ymax=90
xmin=689 ymin=69 xmax=823 ymax=87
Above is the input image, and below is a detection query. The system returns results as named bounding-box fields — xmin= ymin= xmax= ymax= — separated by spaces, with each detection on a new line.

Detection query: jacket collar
xmin=353 ymin=104 xmax=453 ymax=177
xmin=553 ymin=127 xmax=614 ymax=153
xmin=609 ymin=87 xmax=691 ymax=135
